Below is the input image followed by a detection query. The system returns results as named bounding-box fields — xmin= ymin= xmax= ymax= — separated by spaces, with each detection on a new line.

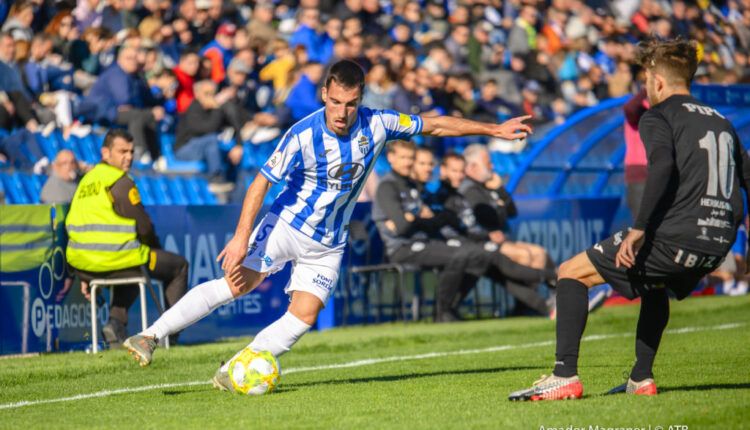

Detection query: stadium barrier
xmin=0 ymin=198 xmax=620 ymax=356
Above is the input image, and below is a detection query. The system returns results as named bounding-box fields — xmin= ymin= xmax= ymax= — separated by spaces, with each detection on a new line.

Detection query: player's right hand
xmin=615 ymin=228 xmax=645 ymax=269
xmin=217 ymin=235 xmax=249 ymax=272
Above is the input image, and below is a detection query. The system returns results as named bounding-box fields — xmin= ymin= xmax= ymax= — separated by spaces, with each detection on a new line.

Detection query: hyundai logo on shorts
xmin=328 ymin=162 xmax=365 ymax=181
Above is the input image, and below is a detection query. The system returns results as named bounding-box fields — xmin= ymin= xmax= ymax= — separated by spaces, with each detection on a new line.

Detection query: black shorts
xmin=585 ymin=230 xmax=723 ymax=300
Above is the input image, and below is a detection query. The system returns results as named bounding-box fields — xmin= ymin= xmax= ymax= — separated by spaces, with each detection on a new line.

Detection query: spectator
xmin=200 ymin=22 xmax=236 ymax=84
xmin=445 ymin=24 xmax=471 ymax=70
xmin=290 ymin=8 xmax=324 ymax=63
xmin=246 ymin=0 xmax=277 ymax=51
xmin=0 ymin=32 xmax=39 ymax=132
xmin=23 ymin=34 xmax=75 ymax=98
xmin=520 ymin=80 xmax=553 ymax=126
xmin=44 ymin=11 xmax=83 ymax=63
xmin=623 ymin=88 xmax=649 ymax=220
xmin=285 ymin=62 xmax=324 ymax=121
xmin=362 ymin=63 xmax=397 ymax=110
xmin=78 ymin=44 xmax=164 ymax=161
xmin=73 ymin=0 xmax=104 ymax=31
xmin=508 ymin=5 xmax=538 ymax=56
xmin=148 ymin=68 xmax=178 ymax=118
xmin=174 ymin=49 xmax=200 ymax=114
xmin=174 ymin=79 xmax=237 ymax=183
xmin=2 ymin=0 xmax=35 ymax=42
xmin=319 ymin=18 xmax=342 ymax=65
xmin=259 ymin=38 xmax=296 ymax=93
xmin=40 ymin=149 xmax=80 ymax=204
xmin=222 ymin=57 xmax=274 ymax=146
xmin=474 ymin=79 xmax=520 ymax=123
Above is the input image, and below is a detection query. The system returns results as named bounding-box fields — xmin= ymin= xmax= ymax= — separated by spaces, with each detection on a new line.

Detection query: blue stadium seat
xmin=165 ymin=176 xmax=189 ymax=205
xmin=16 ymin=172 xmax=41 ymax=203
xmin=191 ymin=177 xmax=218 ymax=204
xmin=146 ymin=175 xmax=173 ymax=204
xmin=180 ymin=177 xmax=205 ymax=204
xmin=34 ymin=132 xmax=60 ymax=160
xmin=76 ymin=134 xmax=101 ymax=165
xmin=0 ymin=172 xmax=30 ymax=204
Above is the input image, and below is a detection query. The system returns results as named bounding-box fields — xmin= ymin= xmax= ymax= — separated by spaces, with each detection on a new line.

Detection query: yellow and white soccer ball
xmin=228 ymin=348 xmax=281 ymax=395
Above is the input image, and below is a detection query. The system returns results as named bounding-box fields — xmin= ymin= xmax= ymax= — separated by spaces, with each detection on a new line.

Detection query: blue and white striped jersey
xmin=260 ymin=106 xmax=423 ymax=246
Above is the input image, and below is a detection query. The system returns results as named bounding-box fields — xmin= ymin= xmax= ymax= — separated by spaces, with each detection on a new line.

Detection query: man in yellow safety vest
xmin=66 ymin=129 xmax=187 ymax=346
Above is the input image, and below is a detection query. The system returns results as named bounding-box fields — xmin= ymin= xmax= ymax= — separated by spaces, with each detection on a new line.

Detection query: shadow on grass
xmin=161 ymin=386 xmax=300 ymax=396
xmin=660 ymin=382 xmax=750 ymax=393
xmin=286 ymin=365 xmax=545 ymax=389
xmin=162 ymin=388 xmax=214 ymax=396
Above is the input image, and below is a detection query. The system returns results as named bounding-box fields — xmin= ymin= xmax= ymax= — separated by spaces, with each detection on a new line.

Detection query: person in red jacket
xmin=174 ymin=49 xmax=200 ymax=114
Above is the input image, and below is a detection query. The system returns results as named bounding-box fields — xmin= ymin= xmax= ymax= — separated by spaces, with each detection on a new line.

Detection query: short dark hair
xmin=103 ymin=129 xmax=134 ymax=149
xmin=636 ymin=38 xmax=698 ymax=86
xmin=441 ymin=152 xmax=465 ymax=166
xmin=325 ymin=60 xmax=366 ymax=92
xmin=180 ymin=48 xmax=199 ymax=59
xmin=387 ymin=139 xmax=417 ymax=154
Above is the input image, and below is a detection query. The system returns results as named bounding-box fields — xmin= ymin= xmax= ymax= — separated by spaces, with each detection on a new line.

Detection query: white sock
xmin=220 ymin=311 xmax=311 ymax=372
xmin=141 ymin=278 xmax=234 ymax=339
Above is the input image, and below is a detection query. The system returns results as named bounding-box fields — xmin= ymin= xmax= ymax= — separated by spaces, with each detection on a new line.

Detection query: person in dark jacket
xmin=373 ymin=141 xmax=553 ymax=321
xmin=0 ymin=31 xmax=39 ymax=132
xmin=174 ymin=79 xmax=240 ymax=181
xmin=460 ymin=144 xmax=553 ymax=272
xmin=78 ymin=45 xmax=164 ymax=161
xmin=431 ymin=151 xmax=555 ymax=316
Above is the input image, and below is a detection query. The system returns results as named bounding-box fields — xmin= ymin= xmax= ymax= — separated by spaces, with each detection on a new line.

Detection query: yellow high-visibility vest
xmin=0 ymin=205 xmax=53 ymax=272
xmin=65 ymin=163 xmax=150 ymax=272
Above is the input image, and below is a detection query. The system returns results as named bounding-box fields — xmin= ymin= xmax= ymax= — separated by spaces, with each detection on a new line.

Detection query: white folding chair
xmin=89 ymin=276 xmax=169 ymax=353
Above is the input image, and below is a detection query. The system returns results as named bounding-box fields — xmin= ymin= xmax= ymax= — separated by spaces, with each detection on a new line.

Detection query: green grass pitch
xmin=1 ymin=295 xmax=749 ymax=429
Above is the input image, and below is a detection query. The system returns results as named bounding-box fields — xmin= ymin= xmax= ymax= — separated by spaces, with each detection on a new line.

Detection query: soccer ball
xmin=228 ymin=348 xmax=281 ymax=395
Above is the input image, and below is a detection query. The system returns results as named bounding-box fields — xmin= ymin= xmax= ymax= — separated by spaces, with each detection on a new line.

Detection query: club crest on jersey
xmin=358 ymin=135 xmax=369 ymax=154
xmin=697 ymin=227 xmax=711 ymax=241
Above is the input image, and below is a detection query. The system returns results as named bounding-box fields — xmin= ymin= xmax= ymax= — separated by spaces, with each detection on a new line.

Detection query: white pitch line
xmin=0 ymin=321 xmax=744 ymax=411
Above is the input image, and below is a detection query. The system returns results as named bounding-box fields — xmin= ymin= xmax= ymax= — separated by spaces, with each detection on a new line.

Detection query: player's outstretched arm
xmin=217 ymin=173 xmax=273 ymax=272
xmin=420 ymin=114 xmax=532 ymax=140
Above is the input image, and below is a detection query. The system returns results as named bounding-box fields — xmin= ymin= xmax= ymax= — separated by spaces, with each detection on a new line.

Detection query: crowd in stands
xmin=0 ymin=0 xmax=749 ymax=190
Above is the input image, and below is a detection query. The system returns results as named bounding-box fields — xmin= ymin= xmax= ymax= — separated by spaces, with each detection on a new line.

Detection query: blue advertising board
xmin=0 ymin=197 xmax=619 ymax=355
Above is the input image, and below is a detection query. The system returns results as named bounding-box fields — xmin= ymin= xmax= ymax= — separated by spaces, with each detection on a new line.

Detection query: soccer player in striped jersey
xmin=124 ymin=60 xmax=532 ymax=387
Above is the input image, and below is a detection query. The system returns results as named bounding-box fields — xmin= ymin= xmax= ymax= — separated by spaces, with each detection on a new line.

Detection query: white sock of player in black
xmin=553 ymin=278 xmax=589 ymax=378
xmin=631 ymin=289 xmax=670 ymax=382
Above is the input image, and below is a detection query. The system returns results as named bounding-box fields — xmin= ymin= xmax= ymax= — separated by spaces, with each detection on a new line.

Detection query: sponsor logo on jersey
xmin=312 ymin=273 xmax=334 ymax=290
xmin=697 ymin=217 xmax=732 ymax=229
xmin=697 ymin=227 xmax=711 ymax=241
xmin=713 ymin=236 xmax=730 ymax=245
xmin=328 ymin=162 xmax=365 ymax=181
xmin=262 ymin=255 xmax=273 ymax=266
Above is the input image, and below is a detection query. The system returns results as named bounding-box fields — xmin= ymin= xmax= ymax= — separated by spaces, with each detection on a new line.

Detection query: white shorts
xmin=242 ymin=213 xmax=344 ymax=305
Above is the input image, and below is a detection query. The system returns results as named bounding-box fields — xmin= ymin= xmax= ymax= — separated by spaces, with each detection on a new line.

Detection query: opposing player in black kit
xmin=509 ymin=39 xmax=750 ymax=401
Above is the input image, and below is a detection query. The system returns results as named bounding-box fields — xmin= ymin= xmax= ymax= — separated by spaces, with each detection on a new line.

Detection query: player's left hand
xmin=615 ymin=228 xmax=645 ymax=269
xmin=493 ymin=115 xmax=533 ymax=140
